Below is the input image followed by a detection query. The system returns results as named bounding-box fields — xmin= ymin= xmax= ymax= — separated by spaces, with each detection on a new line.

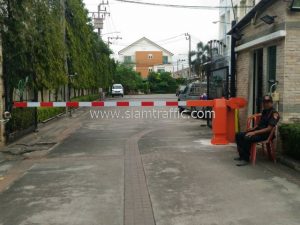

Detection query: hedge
xmin=6 ymin=108 xmax=35 ymax=133
xmin=279 ymin=124 xmax=300 ymax=160
xmin=37 ymin=94 xmax=100 ymax=122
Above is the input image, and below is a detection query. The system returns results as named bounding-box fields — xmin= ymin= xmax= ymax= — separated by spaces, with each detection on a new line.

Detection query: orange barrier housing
xmin=187 ymin=98 xmax=247 ymax=145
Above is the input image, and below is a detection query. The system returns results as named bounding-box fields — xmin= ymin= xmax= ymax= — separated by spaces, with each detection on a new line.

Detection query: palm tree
xmin=190 ymin=41 xmax=210 ymax=80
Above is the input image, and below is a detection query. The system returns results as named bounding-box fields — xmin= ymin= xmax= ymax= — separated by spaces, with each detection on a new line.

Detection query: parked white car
xmin=112 ymin=84 xmax=124 ymax=97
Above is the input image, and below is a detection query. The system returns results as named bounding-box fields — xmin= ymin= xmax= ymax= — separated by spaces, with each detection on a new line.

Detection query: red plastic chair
xmin=250 ymin=126 xmax=277 ymax=165
xmin=246 ymin=113 xmax=261 ymax=130
xmin=247 ymin=114 xmax=277 ymax=165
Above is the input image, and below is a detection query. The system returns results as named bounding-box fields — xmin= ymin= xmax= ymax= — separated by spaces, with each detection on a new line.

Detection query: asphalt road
xmin=0 ymin=94 xmax=300 ymax=225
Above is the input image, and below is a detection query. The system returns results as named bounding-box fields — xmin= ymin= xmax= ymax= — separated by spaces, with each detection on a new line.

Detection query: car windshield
xmin=113 ymin=85 xmax=122 ymax=89
xmin=179 ymin=86 xmax=186 ymax=91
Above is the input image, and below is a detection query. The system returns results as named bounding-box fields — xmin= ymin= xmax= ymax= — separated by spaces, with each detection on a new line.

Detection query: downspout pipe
xmin=230 ymin=20 xmax=237 ymax=98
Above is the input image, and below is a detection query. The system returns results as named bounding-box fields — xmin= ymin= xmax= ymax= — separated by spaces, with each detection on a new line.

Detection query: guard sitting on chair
xmin=235 ymin=95 xmax=280 ymax=166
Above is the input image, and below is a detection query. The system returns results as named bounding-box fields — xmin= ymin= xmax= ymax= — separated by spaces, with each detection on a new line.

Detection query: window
xmin=113 ymin=85 xmax=123 ymax=89
xmin=163 ymin=56 xmax=168 ymax=64
xmin=158 ymin=69 xmax=165 ymax=73
xmin=148 ymin=54 xmax=153 ymax=59
xmin=291 ymin=0 xmax=300 ymax=11
xmin=190 ymin=84 xmax=203 ymax=96
xmin=124 ymin=56 xmax=132 ymax=63
xmin=148 ymin=68 xmax=153 ymax=72
xmin=268 ymin=46 xmax=277 ymax=91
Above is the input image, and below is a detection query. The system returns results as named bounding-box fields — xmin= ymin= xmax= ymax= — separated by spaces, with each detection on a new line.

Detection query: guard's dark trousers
xmin=236 ymin=132 xmax=268 ymax=161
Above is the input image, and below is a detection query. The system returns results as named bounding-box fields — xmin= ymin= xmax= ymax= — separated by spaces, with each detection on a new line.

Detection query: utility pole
xmin=62 ymin=0 xmax=71 ymax=117
xmin=177 ymin=59 xmax=185 ymax=73
xmin=185 ymin=33 xmax=192 ymax=79
xmin=107 ymin=36 xmax=122 ymax=48
xmin=90 ymin=1 xmax=110 ymax=38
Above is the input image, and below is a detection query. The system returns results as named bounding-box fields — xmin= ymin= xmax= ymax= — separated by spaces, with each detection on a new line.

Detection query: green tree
xmin=148 ymin=72 xmax=178 ymax=93
xmin=65 ymin=0 xmax=114 ymax=92
xmin=1 ymin=0 xmax=115 ymax=134
xmin=1 ymin=0 xmax=115 ymax=108
xmin=190 ymin=41 xmax=210 ymax=78
xmin=113 ymin=64 xmax=144 ymax=94
xmin=2 ymin=0 xmax=67 ymax=108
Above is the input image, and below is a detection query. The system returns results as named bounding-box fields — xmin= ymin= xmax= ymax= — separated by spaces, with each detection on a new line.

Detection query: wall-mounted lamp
xmin=260 ymin=15 xmax=277 ymax=25
xmin=291 ymin=0 xmax=300 ymax=11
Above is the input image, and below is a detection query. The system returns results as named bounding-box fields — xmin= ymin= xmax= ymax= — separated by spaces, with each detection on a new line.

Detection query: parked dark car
xmin=176 ymin=85 xmax=186 ymax=96
xmin=178 ymin=82 xmax=207 ymax=115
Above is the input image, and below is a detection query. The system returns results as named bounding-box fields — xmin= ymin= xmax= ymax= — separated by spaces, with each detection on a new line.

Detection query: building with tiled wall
xmin=228 ymin=0 xmax=300 ymax=129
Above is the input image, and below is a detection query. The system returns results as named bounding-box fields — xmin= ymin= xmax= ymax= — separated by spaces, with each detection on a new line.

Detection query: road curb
xmin=0 ymin=153 xmax=5 ymax=164
xmin=278 ymin=156 xmax=300 ymax=172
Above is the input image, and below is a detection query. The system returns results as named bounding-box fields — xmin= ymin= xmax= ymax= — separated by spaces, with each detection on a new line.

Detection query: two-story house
xmin=118 ymin=37 xmax=174 ymax=78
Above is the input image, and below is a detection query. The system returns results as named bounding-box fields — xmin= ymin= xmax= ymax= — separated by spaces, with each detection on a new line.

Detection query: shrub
xmin=71 ymin=94 xmax=99 ymax=102
xmin=279 ymin=124 xmax=300 ymax=160
xmin=6 ymin=108 xmax=36 ymax=133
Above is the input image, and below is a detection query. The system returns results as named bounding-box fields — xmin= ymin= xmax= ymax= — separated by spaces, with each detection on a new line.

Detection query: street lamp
xmin=185 ymin=33 xmax=191 ymax=78
xmin=213 ymin=21 xmax=231 ymax=25
xmin=102 ymin=31 xmax=121 ymax=36
xmin=66 ymin=72 xmax=78 ymax=117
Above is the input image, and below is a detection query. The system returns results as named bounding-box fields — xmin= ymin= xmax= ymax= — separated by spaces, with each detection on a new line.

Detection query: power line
xmin=113 ymin=36 xmax=187 ymax=47
xmin=114 ymin=0 xmax=253 ymax=10
xmin=155 ymin=34 xmax=185 ymax=43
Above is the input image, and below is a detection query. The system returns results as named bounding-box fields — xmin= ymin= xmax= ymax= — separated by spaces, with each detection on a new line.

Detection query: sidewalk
xmin=0 ymin=109 xmax=87 ymax=171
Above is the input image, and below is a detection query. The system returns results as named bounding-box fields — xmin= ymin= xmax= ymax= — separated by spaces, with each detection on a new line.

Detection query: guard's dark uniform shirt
xmin=236 ymin=107 xmax=280 ymax=161
xmin=256 ymin=107 xmax=280 ymax=130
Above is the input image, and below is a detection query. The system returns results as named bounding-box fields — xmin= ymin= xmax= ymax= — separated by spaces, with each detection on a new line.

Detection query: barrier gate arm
xmin=13 ymin=98 xmax=247 ymax=146
xmin=13 ymin=100 xmax=215 ymax=108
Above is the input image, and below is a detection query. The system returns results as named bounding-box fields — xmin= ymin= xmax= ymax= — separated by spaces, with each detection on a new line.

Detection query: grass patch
xmin=38 ymin=107 xmax=65 ymax=123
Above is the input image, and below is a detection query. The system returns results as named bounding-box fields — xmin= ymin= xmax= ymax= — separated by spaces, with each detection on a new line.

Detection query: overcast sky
xmin=83 ymin=0 xmax=220 ymax=65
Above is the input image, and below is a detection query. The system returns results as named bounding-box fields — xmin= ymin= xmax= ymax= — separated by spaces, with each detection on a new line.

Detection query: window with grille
xmin=163 ymin=56 xmax=168 ymax=64
xmin=124 ymin=56 xmax=132 ymax=63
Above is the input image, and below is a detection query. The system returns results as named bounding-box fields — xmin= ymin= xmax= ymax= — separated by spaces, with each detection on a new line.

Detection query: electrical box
xmin=272 ymin=91 xmax=280 ymax=102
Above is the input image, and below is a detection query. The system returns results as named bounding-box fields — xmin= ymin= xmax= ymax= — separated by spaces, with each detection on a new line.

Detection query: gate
xmin=207 ymin=66 xmax=229 ymax=127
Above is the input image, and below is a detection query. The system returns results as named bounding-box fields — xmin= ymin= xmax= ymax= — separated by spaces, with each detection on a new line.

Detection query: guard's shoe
xmin=236 ymin=160 xmax=249 ymax=167
xmin=234 ymin=157 xmax=243 ymax=161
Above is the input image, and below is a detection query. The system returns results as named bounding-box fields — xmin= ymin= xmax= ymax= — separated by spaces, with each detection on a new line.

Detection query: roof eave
xmin=118 ymin=37 xmax=174 ymax=56
xmin=227 ymin=0 xmax=272 ymax=35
